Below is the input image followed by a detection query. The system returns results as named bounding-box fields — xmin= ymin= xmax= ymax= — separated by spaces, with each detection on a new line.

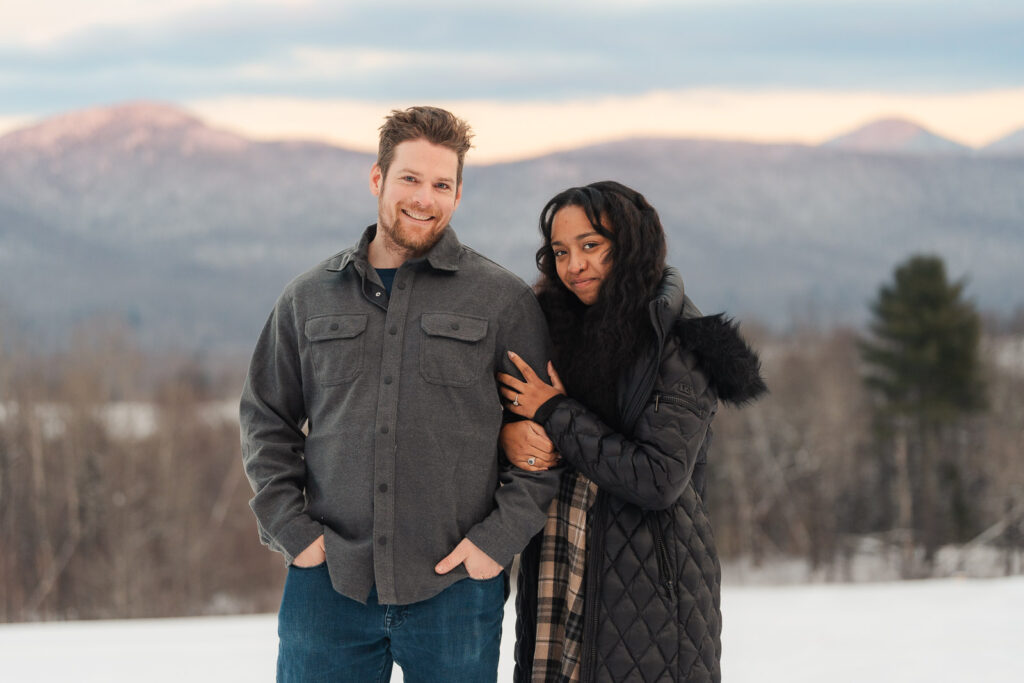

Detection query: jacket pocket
xmin=653 ymin=389 xmax=703 ymax=416
xmin=419 ymin=313 xmax=488 ymax=387
xmin=305 ymin=313 xmax=368 ymax=385
xmin=647 ymin=512 xmax=676 ymax=601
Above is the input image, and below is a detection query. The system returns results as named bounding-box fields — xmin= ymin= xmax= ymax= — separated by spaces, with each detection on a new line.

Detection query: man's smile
xmin=402 ymin=208 xmax=435 ymax=222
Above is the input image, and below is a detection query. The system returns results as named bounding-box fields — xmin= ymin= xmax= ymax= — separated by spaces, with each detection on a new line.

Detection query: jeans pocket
xmin=466 ymin=573 xmax=503 ymax=584
xmin=289 ymin=561 xmax=327 ymax=571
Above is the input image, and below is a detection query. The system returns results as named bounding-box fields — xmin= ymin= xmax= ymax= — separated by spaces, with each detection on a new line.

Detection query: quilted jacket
xmin=514 ymin=268 xmax=766 ymax=682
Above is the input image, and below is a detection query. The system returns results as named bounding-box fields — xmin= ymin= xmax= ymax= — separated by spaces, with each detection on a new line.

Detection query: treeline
xmin=2 ymin=271 xmax=1024 ymax=622
xmin=708 ymin=322 xmax=1024 ymax=579
xmin=707 ymin=257 xmax=1024 ymax=580
xmin=0 ymin=319 xmax=281 ymax=622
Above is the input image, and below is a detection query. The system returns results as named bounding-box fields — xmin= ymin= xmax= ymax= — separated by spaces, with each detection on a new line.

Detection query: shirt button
xmin=381 ymin=426 xmax=389 ymax=434
xmin=389 ymin=326 xmax=398 ymax=335
xmin=450 ymin=322 xmax=460 ymax=330
xmin=378 ymin=483 xmax=388 ymax=493
xmin=397 ymin=283 xmax=406 ymax=290
xmin=330 ymin=323 xmax=339 ymax=331
xmin=378 ymin=536 xmax=387 ymax=546
xmin=383 ymin=376 xmax=392 ymax=384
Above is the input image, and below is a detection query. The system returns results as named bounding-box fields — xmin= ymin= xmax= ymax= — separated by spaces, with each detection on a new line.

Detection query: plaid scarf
xmin=530 ymin=470 xmax=599 ymax=682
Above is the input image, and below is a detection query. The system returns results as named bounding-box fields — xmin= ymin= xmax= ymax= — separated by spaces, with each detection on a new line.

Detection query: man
xmin=240 ymin=106 xmax=560 ymax=681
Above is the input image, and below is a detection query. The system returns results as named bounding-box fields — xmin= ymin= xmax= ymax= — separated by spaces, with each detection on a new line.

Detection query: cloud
xmin=1 ymin=1 xmax=1022 ymax=120
xmin=0 ymin=0 xmax=312 ymax=47
xmin=222 ymin=46 xmax=592 ymax=85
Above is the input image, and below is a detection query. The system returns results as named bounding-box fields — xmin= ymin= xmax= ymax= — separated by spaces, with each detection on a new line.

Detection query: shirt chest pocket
xmin=305 ymin=314 xmax=368 ymax=385
xmin=420 ymin=313 xmax=489 ymax=387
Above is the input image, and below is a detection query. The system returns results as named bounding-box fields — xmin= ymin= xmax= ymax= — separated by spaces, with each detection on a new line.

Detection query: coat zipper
xmin=653 ymin=390 xmax=700 ymax=414
xmin=580 ymin=300 xmax=674 ymax=681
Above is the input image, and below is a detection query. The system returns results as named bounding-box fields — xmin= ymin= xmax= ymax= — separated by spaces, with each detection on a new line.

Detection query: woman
xmin=498 ymin=181 xmax=766 ymax=682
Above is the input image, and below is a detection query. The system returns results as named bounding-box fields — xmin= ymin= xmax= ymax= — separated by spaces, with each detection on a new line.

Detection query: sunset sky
xmin=3 ymin=0 xmax=1023 ymax=161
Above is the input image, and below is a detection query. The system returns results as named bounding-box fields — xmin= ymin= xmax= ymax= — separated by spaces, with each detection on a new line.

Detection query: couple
xmin=240 ymin=106 xmax=765 ymax=682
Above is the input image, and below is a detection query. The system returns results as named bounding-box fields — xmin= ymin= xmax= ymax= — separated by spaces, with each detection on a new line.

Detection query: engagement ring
xmin=527 ymin=457 xmax=536 ymax=466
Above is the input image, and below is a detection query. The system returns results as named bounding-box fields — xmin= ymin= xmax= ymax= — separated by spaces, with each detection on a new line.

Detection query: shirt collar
xmin=326 ymin=224 xmax=462 ymax=274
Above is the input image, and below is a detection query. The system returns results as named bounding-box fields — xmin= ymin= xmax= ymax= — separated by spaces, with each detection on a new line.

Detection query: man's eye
xmin=436 ymin=183 xmax=450 ymax=190
xmin=402 ymin=176 xmax=417 ymax=182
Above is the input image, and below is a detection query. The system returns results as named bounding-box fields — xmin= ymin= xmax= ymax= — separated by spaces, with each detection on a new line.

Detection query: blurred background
xmin=1 ymin=0 xmax=1023 ymax=679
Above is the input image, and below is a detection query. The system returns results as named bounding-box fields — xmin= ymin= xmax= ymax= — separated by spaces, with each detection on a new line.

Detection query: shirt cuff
xmin=277 ymin=516 xmax=326 ymax=565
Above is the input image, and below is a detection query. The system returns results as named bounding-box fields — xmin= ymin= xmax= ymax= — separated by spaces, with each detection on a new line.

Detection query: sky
xmin=2 ymin=0 xmax=1024 ymax=161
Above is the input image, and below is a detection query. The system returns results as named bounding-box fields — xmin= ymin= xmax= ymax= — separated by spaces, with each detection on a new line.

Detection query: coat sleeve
xmin=239 ymin=290 xmax=325 ymax=565
xmin=537 ymin=343 xmax=717 ymax=511
xmin=464 ymin=288 xmax=563 ymax=569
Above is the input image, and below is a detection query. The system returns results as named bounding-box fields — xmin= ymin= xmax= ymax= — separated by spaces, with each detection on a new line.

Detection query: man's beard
xmin=378 ymin=212 xmax=447 ymax=258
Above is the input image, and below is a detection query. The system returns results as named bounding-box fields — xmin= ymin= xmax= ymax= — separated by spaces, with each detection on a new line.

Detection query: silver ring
xmin=527 ymin=457 xmax=536 ymax=466
xmin=513 ymin=394 xmax=520 ymax=407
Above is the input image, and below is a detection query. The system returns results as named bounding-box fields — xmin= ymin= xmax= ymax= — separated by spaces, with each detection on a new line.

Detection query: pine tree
xmin=860 ymin=254 xmax=987 ymax=574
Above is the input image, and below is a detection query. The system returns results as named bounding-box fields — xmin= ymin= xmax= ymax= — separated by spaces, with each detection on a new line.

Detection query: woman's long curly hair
xmin=535 ymin=180 xmax=667 ymax=424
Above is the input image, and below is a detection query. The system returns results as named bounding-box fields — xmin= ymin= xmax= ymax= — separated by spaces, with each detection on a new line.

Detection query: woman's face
xmin=550 ymin=205 xmax=613 ymax=305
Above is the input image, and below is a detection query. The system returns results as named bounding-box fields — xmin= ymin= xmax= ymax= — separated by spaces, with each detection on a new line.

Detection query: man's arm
xmin=436 ymin=287 xmax=562 ymax=576
xmin=239 ymin=291 xmax=324 ymax=565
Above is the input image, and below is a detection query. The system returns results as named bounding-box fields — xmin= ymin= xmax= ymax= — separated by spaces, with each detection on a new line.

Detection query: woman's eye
xmin=553 ymin=249 xmax=567 ymax=258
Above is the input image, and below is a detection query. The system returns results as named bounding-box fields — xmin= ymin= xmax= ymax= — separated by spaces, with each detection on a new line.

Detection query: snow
xmin=2 ymin=577 xmax=1022 ymax=682
xmin=721 ymin=577 xmax=1024 ymax=682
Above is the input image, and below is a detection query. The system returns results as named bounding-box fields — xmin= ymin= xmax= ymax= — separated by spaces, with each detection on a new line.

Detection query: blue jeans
xmin=277 ymin=564 xmax=505 ymax=682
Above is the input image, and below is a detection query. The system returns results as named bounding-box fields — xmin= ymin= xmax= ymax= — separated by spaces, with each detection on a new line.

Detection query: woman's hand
xmin=500 ymin=420 xmax=560 ymax=472
xmin=497 ymin=352 xmax=566 ymax=419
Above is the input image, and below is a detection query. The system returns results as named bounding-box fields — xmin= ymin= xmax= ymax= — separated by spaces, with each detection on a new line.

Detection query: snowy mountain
xmin=983 ymin=127 xmax=1024 ymax=154
xmin=0 ymin=102 xmax=375 ymax=349
xmin=2 ymin=103 xmax=1023 ymax=349
xmin=0 ymin=101 xmax=246 ymax=155
xmin=823 ymin=118 xmax=971 ymax=154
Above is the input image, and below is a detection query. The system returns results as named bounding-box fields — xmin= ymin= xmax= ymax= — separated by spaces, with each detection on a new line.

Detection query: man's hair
xmin=377 ymin=106 xmax=474 ymax=187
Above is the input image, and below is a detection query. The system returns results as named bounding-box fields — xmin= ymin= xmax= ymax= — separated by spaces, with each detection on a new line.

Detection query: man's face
xmin=370 ymin=138 xmax=462 ymax=258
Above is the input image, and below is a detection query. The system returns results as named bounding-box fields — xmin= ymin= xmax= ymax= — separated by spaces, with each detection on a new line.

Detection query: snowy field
xmin=2 ymin=576 xmax=1022 ymax=682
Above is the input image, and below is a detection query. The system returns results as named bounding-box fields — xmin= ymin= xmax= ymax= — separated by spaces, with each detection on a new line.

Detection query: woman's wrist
xmin=533 ymin=394 xmax=569 ymax=424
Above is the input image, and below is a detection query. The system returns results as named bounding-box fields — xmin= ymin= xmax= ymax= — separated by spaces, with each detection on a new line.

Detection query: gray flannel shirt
xmin=240 ymin=225 xmax=560 ymax=605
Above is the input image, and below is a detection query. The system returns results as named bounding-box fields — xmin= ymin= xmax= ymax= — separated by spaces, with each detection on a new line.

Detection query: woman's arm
xmin=499 ymin=347 xmax=715 ymax=510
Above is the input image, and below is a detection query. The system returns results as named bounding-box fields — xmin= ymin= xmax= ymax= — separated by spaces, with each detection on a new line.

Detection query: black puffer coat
xmin=514 ymin=268 xmax=766 ymax=682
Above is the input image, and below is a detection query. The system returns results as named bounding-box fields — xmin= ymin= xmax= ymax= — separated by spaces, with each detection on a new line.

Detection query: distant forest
xmin=2 ymin=263 xmax=1023 ymax=622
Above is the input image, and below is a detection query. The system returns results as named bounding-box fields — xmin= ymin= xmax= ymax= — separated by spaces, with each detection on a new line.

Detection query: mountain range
xmin=1 ymin=102 xmax=1022 ymax=351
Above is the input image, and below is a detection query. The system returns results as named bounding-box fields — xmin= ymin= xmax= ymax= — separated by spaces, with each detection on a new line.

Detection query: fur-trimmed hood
xmin=675 ymin=313 xmax=767 ymax=406
xmin=647 ymin=267 xmax=767 ymax=407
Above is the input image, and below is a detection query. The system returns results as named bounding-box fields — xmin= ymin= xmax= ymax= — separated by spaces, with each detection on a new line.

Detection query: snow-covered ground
xmin=2 ymin=577 xmax=1022 ymax=682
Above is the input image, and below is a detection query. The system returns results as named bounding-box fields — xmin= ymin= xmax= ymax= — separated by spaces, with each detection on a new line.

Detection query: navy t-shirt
xmin=376 ymin=268 xmax=398 ymax=296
